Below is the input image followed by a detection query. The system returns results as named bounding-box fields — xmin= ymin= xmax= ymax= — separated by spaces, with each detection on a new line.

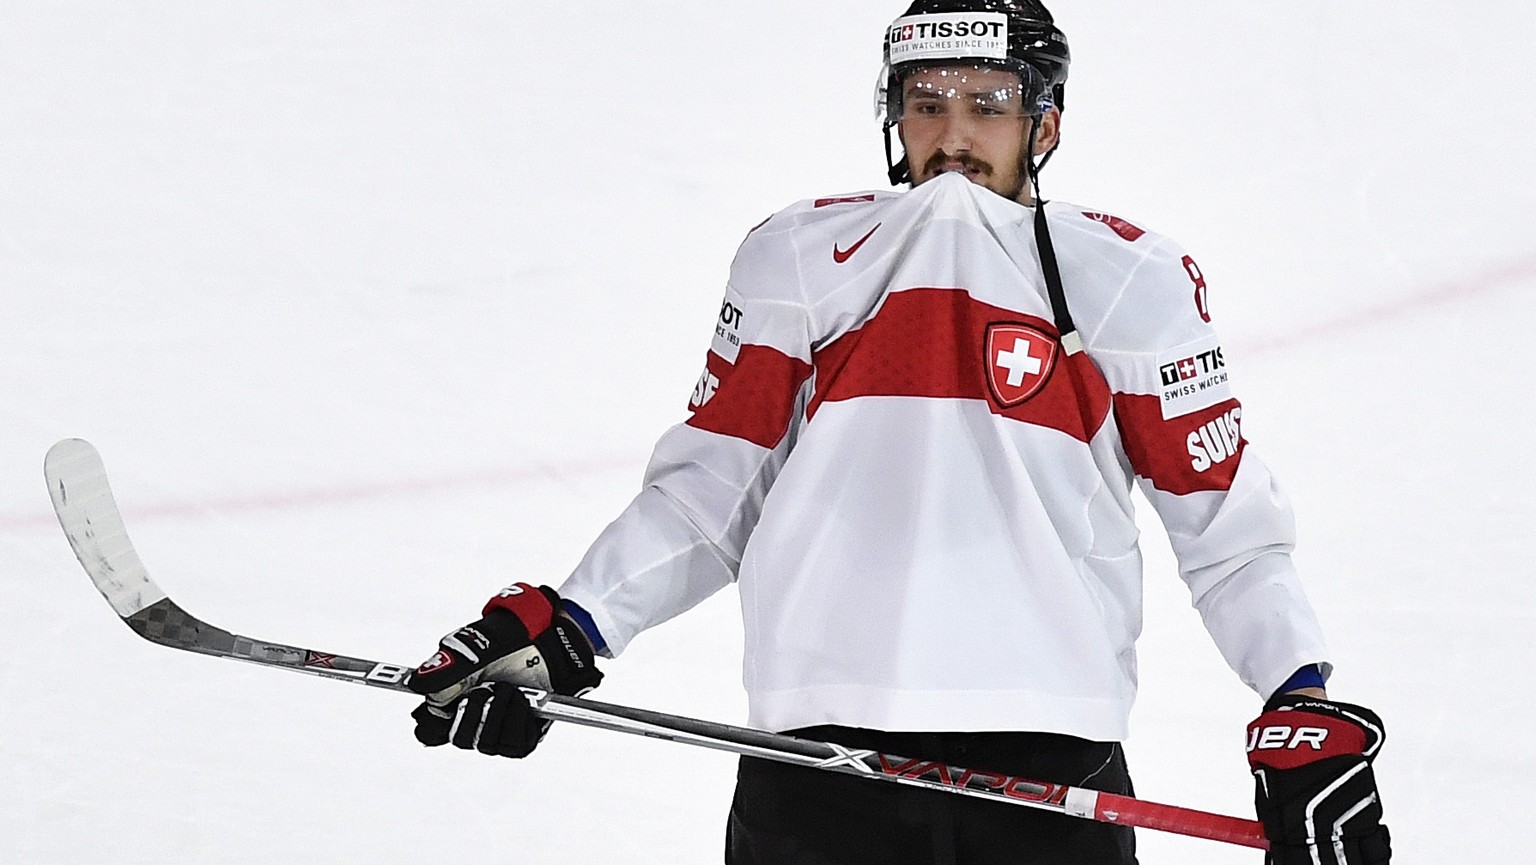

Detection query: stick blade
xmin=45 ymin=438 xmax=167 ymax=618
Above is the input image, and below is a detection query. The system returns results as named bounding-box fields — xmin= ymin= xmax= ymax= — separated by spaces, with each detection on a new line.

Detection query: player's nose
xmin=935 ymin=112 xmax=977 ymax=153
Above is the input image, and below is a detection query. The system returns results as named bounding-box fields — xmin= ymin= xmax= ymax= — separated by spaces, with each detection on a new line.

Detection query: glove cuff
xmin=533 ymin=617 xmax=604 ymax=696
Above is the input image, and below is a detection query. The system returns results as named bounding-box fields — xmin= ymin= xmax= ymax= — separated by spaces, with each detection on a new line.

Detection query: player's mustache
xmin=923 ymin=151 xmax=993 ymax=177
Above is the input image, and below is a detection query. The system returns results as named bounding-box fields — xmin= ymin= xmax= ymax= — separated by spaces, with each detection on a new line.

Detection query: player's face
xmin=897 ymin=65 xmax=1059 ymax=204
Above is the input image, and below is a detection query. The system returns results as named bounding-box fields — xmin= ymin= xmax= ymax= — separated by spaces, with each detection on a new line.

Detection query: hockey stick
xmin=44 ymin=437 xmax=1268 ymax=850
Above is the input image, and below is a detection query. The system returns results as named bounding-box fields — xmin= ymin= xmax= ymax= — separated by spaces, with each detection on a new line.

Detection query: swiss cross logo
xmin=1177 ymin=358 xmax=1198 ymax=380
xmin=415 ymin=650 xmax=453 ymax=675
xmin=985 ymin=323 xmax=1057 ymax=407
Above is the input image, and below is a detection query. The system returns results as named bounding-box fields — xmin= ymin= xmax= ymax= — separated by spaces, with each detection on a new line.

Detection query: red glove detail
xmin=482 ymin=583 xmax=557 ymax=636
xmin=1246 ymin=703 xmax=1373 ymax=772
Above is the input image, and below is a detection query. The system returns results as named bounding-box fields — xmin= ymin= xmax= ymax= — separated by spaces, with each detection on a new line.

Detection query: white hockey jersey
xmin=559 ymin=172 xmax=1330 ymax=741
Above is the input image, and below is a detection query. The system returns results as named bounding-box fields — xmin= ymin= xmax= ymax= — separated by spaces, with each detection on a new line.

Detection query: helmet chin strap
xmin=884 ymin=121 xmax=910 ymax=186
xmin=1026 ymin=117 xmax=1083 ymax=356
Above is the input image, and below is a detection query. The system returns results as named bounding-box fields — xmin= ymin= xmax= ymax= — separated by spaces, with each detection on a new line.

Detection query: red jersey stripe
xmin=808 ymin=288 xmax=1111 ymax=443
xmin=686 ymin=345 xmax=813 ymax=449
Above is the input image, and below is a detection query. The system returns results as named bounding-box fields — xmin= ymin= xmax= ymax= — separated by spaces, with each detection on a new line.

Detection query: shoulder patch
xmin=1081 ymin=211 xmax=1146 ymax=243
xmin=1155 ymin=335 xmax=1231 ymax=420
xmin=815 ymin=194 xmax=876 ymax=208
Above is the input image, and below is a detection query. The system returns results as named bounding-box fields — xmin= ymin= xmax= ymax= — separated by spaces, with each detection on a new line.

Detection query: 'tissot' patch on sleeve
xmin=1156 ymin=335 xmax=1232 ymax=419
xmin=711 ymin=286 xmax=747 ymax=364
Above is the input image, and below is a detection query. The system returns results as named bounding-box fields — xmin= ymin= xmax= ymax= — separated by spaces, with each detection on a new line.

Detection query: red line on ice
xmin=3 ymin=453 xmax=642 ymax=531
xmin=1243 ymin=252 xmax=1536 ymax=354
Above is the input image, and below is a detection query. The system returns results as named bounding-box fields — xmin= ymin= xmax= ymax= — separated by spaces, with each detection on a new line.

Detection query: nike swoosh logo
xmin=833 ymin=223 xmax=882 ymax=264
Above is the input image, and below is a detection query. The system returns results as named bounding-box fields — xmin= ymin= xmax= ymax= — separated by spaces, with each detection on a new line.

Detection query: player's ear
xmin=1033 ymin=107 xmax=1061 ymax=155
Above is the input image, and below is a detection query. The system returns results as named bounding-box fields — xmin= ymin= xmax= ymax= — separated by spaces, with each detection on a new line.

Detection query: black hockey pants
xmin=725 ymin=726 xmax=1138 ymax=865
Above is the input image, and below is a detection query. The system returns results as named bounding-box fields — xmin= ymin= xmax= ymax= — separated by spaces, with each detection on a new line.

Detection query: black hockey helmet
xmin=877 ymin=0 xmax=1071 ymax=185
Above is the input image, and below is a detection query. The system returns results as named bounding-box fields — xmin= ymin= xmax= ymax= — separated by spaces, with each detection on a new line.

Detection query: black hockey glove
xmin=409 ymin=681 xmax=550 ymax=757
xmin=1246 ymin=695 xmax=1391 ymax=865
xmin=407 ymin=583 xmax=602 ymax=758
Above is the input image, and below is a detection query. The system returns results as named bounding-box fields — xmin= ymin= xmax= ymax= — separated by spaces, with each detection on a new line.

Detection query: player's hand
xmin=1246 ymin=695 xmax=1391 ymax=864
xmin=407 ymin=583 xmax=602 ymax=757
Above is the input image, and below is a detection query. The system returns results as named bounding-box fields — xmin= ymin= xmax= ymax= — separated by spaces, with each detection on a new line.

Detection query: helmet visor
xmin=883 ymin=62 xmax=1050 ymax=128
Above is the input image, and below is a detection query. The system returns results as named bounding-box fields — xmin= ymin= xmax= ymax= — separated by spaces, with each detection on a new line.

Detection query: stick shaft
xmin=45 ymin=437 xmax=1268 ymax=850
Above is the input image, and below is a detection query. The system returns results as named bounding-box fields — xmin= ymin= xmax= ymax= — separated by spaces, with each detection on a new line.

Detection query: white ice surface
xmin=3 ymin=1 xmax=1534 ymax=862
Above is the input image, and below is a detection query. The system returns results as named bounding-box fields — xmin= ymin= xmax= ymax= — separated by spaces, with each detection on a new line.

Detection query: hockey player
xmin=407 ymin=2 xmax=1391 ymax=863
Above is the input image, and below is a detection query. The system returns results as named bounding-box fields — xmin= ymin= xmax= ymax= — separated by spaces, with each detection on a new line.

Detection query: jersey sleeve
xmin=557 ymin=219 xmax=813 ymax=656
xmin=1091 ymin=237 xmax=1332 ymax=699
